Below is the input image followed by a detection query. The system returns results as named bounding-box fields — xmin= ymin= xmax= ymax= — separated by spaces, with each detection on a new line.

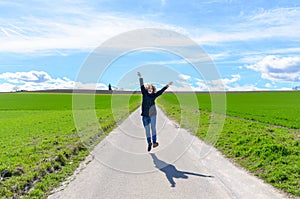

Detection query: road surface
xmin=48 ymin=107 xmax=287 ymax=199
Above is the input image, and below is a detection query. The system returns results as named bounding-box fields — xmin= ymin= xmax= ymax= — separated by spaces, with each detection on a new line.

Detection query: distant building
xmin=108 ymin=84 xmax=112 ymax=91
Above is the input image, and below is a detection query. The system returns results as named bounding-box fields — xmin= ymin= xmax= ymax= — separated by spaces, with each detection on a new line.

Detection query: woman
xmin=137 ymin=72 xmax=172 ymax=152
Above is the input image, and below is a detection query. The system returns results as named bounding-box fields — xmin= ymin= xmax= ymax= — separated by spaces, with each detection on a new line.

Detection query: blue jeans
xmin=142 ymin=116 xmax=157 ymax=144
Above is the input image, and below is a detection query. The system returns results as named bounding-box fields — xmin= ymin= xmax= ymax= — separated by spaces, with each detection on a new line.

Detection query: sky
xmin=0 ymin=0 xmax=300 ymax=92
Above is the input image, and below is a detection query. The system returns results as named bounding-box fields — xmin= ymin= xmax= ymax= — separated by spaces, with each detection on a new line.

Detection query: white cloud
xmin=0 ymin=83 xmax=19 ymax=92
xmin=2 ymin=2 xmax=298 ymax=58
xmin=178 ymin=74 xmax=191 ymax=80
xmin=268 ymin=47 xmax=300 ymax=55
xmin=177 ymin=73 xmax=274 ymax=91
xmin=194 ymin=79 xmax=209 ymax=91
xmin=174 ymin=74 xmax=241 ymax=91
xmin=145 ymin=56 xmax=211 ymax=66
xmin=0 ymin=71 xmax=51 ymax=83
xmin=249 ymin=7 xmax=299 ymax=27
xmin=1 ymin=2 xmax=300 ymax=55
xmin=74 ymin=82 xmax=107 ymax=90
xmin=194 ymin=7 xmax=300 ymax=45
xmin=170 ymin=81 xmax=197 ymax=92
xmin=264 ymin=83 xmax=273 ymax=88
xmin=219 ymin=74 xmax=240 ymax=85
xmin=246 ymin=55 xmax=300 ymax=82
xmin=0 ymin=10 xmax=187 ymax=54
xmin=0 ymin=70 xmax=107 ymax=92
xmin=225 ymin=84 xmax=264 ymax=91
xmin=210 ymin=52 xmax=230 ymax=61
xmin=205 ymin=74 xmax=240 ymax=91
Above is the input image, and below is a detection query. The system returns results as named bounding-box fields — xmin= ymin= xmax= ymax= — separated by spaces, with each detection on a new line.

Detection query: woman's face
xmin=147 ymin=86 xmax=153 ymax=94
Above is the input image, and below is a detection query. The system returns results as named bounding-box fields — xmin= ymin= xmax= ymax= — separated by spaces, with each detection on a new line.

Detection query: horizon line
xmin=1 ymin=88 xmax=299 ymax=94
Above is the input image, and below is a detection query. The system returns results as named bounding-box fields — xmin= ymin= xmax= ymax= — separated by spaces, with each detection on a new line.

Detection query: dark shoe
xmin=153 ymin=142 xmax=159 ymax=148
xmin=147 ymin=143 xmax=152 ymax=152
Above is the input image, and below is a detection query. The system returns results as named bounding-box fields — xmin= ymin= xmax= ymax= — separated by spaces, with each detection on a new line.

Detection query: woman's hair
xmin=145 ymin=84 xmax=156 ymax=93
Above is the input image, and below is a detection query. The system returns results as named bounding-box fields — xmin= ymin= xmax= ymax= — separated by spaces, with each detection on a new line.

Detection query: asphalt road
xmin=48 ymin=107 xmax=287 ymax=199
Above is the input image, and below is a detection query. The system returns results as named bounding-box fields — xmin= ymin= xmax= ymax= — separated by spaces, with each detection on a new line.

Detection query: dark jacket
xmin=139 ymin=78 xmax=168 ymax=117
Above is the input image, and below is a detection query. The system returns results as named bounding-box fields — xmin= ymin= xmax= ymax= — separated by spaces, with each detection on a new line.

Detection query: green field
xmin=0 ymin=93 xmax=141 ymax=198
xmin=1 ymin=91 xmax=299 ymax=198
xmin=194 ymin=91 xmax=300 ymax=129
xmin=158 ymin=91 xmax=300 ymax=196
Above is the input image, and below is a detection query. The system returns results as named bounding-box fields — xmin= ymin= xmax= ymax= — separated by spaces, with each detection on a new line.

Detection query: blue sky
xmin=0 ymin=0 xmax=300 ymax=91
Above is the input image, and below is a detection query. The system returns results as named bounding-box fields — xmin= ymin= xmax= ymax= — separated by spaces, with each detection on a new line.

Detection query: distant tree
xmin=108 ymin=84 xmax=112 ymax=91
xmin=292 ymin=86 xmax=300 ymax=90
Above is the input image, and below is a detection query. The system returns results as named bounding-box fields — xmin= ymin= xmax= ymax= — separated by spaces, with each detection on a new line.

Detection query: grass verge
xmin=158 ymin=93 xmax=300 ymax=197
xmin=0 ymin=93 xmax=141 ymax=198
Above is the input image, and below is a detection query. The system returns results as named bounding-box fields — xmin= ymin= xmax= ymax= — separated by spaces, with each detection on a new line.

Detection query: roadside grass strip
xmin=0 ymin=93 xmax=141 ymax=198
xmin=158 ymin=92 xmax=300 ymax=196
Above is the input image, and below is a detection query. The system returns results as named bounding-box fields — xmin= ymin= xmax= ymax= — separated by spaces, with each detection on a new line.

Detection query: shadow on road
xmin=150 ymin=153 xmax=214 ymax=188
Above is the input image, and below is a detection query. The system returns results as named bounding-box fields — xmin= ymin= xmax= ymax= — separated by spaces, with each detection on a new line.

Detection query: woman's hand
xmin=168 ymin=81 xmax=173 ymax=86
xmin=137 ymin=72 xmax=142 ymax=78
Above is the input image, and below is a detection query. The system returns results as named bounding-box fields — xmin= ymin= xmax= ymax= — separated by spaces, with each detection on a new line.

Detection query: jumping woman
xmin=137 ymin=72 xmax=173 ymax=152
